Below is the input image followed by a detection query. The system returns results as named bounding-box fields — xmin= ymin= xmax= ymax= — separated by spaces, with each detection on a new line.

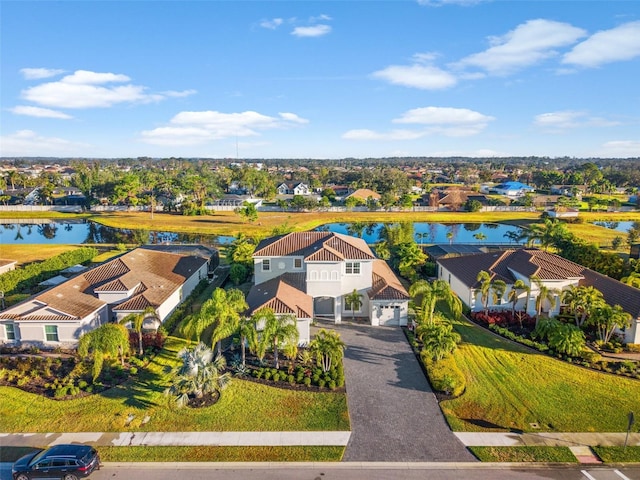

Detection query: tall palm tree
xmin=561 ymin=285 xmax=605 ymax=327
xmin=344 ymin=289 xmax=363 ymax=320
xmin=531 ymin=276 xmax=559 ymax=321
xmin=409 ymin=279 xmax=461 ymax=325
xmin=309 ymin=329 xmax=346 ymax=373
xmin=490 ymin=280 xmax=507 ymax=308
xmin=164 ymin=342 xmax=230 ymax=408
xmin=260 ymin=309 xmax=299 ymax=369
xmin=119 ymin=306 xmax=159 ymax=356
xmin=237 ymin=316 xmax=257 ymax=367
xmin=507 ymin=279 xmax=529 ymax=322
xmin=476 ymin=270 xmax=492 ymax=314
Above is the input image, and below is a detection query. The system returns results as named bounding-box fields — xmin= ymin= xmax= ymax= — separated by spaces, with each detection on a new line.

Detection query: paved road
xmin=335 ymin=323 xmax=475 ymax=462
xmin=4 ymin=462 xmax=639 ymax=480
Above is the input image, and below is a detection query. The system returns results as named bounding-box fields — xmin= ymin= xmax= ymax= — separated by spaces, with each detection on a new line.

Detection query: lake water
xmin=0 ymin=220 xmax=234 ymax=245
xmin=592 ymin=221 xmax=638 ymax=233
xmin=0 ymin=220 xmax=524 ymax=246
xmin=316 ymin=222 xmax=523 ymax=244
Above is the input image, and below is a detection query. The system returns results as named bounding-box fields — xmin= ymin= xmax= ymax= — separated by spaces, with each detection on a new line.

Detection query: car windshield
xmin=80 ymin=448 xmax=96 ymax=464
xmin=28 ymin=450 xmax=48 ymax=465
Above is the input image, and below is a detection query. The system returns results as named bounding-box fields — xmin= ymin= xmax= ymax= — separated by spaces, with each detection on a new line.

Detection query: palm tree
xmin=417 ymin=322 xmax=461 ymax=361
xmin=309 ymin=329 xmax=346 ymax=373
xmin=587 ymin=304 xmax=632 ymax=343
xmin=237 ymin=316 xmax=257 ymax=367
xmin=409 ymin=279 xmax=461 ymax=325
xmin=344 ymin=289 xmax=363 ymax=320
xmin=531 ymin=276 xmax=559 ymax=321
xmin=490 ymin=280 xmax=507 ymax=308
xmin=78 ymin=323 xmax=130 ymax=381
xmin=164 ymin=342 xmax=231 ymax=408
xmin=621 ymin=272 xmax=640 ymax=288
xmin=507 ymin=280 xmax=529 ymax=324
xmin=260 ymin=309 xmax=299 ymax=369
xmin=476 ymin=270 xmax=492 ymax=314
xmin=561 ymin=285 xmax=605 ymax=327
xmin=119 ymin=306 xmax=159 ymax=356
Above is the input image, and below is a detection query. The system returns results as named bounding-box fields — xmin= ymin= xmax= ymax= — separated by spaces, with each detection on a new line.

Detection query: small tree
xmin=476 ymin=270 xmax=492 ymax=314
xmin=344 ymin=289 xmax=363 ymax=320
xmin=418 ymin=321 xmax=461 ymax=361
xmin=119 ymin=306 xmax=159 ymax=356
xmin=259 ymin=309 xmax=299 ymax=369
xmin=235 ymin=201 xmax=258 ymax=223
xmin=78 ymin=323 xmax=130 ymax=381
xmin=587 ymin=304 xmax=632 ymax=343
xmin=309 ymin=329 xmax=346 ymax=373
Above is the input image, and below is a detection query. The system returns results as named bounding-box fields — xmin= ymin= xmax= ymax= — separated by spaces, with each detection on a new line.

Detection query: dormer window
xmin=262 ymin=259 xmax=271 ymax=272
xmin=345 ymin=262 xmax=361 ymax=275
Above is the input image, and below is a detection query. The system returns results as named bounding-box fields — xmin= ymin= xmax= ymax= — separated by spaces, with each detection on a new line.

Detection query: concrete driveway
xmin=330 ymin=323 xmax=475 ymax=462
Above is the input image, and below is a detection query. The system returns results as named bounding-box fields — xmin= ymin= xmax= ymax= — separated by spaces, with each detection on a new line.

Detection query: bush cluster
xmin=421 ymin=352 xmax=465 ymax=397
xmin=471 ymin=310 xmax=535 ymax=329
xmin=251 ymin=364 xmax=344 ymax=390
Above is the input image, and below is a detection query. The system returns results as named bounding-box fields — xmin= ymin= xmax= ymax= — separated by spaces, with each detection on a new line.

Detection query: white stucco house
xmin=277 ymin=182 xmax=311 ymax=196
xmin=246 ymin=231 xmax=410 ymax=344
xmin=437 ymin=248 xmax=640 ymax=344
xmin=0 ymin=247 xmax=209 ymax=348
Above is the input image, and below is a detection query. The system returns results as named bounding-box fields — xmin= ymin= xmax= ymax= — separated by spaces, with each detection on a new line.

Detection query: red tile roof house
xmin=437 ymin=248 xmax=640 ymax=344
xmin=247 ymin=231 xmax=410 ymax=344
xmin=0 ymin=248 xmax=209 ymax=348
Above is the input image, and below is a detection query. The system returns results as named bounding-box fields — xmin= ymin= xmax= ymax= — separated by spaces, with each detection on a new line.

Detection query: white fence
xmin=0 ymin=205 xmax=82 ymax=213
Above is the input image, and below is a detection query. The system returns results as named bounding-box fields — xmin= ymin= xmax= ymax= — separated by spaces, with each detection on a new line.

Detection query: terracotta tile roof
xmin=246 ymin=273 xmax=313 ymax=319
xmin=345 ymin=188 xmax=381 ymax=201
xmin=254 ymin=231 xmax=375 ymax=261
xmin=0 ymin=249 xmax=207 ymax=322
xmin=369 ymin=260 xmax=410 ymax=300
xmin=113 ymin=294 xmax=154 ymax=312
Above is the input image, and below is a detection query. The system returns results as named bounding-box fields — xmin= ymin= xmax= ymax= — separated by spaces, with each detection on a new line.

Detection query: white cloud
xmin=140 ymin=110 xmax=309 ymax=146
xmin=161 ymin=89 xmax=198 ymax=98
xmin=393 ymin=106 xmax=494 ymax=126
xmin=292 ymin=25 xmax=332 ymax=38
xmin=344 ymin=106 xmax=493 ymax=141
xmin=0 ymin=130 xmax=88 ymax=156
xmin=20 ymin=69 xmax=193 ymax=109
xmin=455 ymin=19 xmax=586 ymax=75
xmin=20 ymin=68 xmax=65 ymax=80
xmin=342 ymin=129 xmax=427 ymax=141
xmin=372 ymin=64 xmax=457 ymax=90
xmin=260 ymin=18 xmax=283 ymax=29
xmin=598 ymin=140 xmax=640 ymax=157
xmin=563 ymin=21 xmax=640 ymax=68
xmin=310 ymin=14 xmax=332 ymax=22
xmin=534 ymin=110 xmax=620 ymax=130
xmin=10 ymin=105 xmax=73 ymax=119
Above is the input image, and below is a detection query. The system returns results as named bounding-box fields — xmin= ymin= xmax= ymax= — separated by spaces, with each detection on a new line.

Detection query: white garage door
xmin=378 ymin=305 xmax=400 ymax=326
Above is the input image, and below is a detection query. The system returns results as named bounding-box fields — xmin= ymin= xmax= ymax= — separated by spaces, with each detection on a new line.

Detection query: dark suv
xmin=12 ymin=444 xmax=100 ymax=480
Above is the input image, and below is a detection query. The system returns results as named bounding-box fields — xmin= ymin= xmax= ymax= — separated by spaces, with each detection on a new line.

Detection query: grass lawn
xmin=440 ymin=319 xmax=640 ymax=433
xmin=469 ymin=446 xmax=577 ymax=463
xmin=591 ymin=446 xmax=640 ymax=463
xmin=0 ymin=337 xmax=349 ymax=433
xmin=0 ymin=244 xmax=79 ymax=265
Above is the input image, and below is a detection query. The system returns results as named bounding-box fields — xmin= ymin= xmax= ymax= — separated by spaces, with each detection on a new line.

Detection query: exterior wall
xmin=254 ymin=256 xmax=305 ymax=285
xmin=306 ymin=262 xmax=346 ymax=297
xmin=297 ymin=318 xmax=311 ymax=345
xmin=96 ymin=288 xmax=139 ymax=304
xmin=438 ymin=264 xmax=475 ymax=309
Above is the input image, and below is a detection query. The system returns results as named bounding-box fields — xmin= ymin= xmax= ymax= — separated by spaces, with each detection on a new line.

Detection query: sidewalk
xmin=2 ymin=431 xmax=638 ymax=449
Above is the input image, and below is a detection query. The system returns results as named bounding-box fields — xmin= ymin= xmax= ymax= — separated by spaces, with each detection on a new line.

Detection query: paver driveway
xmin=333 ymin=323 xmax=475 ymax=462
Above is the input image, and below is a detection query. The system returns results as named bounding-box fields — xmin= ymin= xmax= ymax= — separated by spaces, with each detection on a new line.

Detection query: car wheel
xmin=63 ymin=475 xmax=79 ymax=480
xmin=16 ymin=474 xmax=29 ymax=480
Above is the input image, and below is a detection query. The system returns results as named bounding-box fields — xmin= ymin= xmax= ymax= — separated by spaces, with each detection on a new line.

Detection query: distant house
xmin=489 ymin=181 xmax=534 ymax=198
xmin=0 ymin=247 xmax=210 ymax=348
xmin=277 ymin=182 xmax=311 ymax=196
xmin=344 ymin=189 xmax=381 ymax=202
xmin=247 ymin=231 xmax=410 ymax=343
xmin=437 ymin=248 xmax=640 ymax=344
xmin=423 ymin=188 xmax=489 ymax=210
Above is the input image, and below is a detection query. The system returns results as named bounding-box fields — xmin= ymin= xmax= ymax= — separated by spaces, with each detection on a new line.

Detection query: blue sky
xmin=1 ymin=0 xmax=639 ymax=159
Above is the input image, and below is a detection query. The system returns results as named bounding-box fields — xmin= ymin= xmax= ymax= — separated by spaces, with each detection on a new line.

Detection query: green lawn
xmin=591 ymin=446 xmax=640 ymax=463
xmin=440 ymin=319 xmax=640 ymax=433
xmin=469 ymin=446 xmax=577 ymax=463
xmin=0 ymin=337 xmax=349 ymax=433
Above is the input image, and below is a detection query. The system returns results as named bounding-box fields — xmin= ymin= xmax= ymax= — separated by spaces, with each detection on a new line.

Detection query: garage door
xmin=378 ymin=305 xmax=400 ymax=326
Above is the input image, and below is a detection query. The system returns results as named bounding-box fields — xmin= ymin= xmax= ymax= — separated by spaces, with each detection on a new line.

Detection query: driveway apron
xmin=334 ymin=323 xmax=475 ymax=462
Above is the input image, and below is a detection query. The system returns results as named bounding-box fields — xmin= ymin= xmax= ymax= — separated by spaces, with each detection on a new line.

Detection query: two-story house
xmin=246 ymin=231 xmax=409 ymax=343
xmin=276 ymin=182 xmax=311 ymax=196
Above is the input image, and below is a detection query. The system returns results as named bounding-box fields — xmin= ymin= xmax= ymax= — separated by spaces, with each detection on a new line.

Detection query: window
xmin=262 ymin=259 xmax=270 ymax=271
xmin=294 ymin=258 xmax=302 ymax=269
xmin=45 ymin=325 xmax=59 ymax=342
xmin=5 ymin=323 xmax=15 ymax=341
xmin=345 ymin=262 xmax=361 ymax=275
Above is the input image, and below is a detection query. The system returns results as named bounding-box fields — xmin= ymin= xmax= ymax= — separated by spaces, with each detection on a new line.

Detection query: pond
xmin=0 ymin=220 xmax=235 ymax=246
xmin=316 ymin=222 xmax=523 ymax=245
xmin=592 ymin=221 xmax=639 ymax=233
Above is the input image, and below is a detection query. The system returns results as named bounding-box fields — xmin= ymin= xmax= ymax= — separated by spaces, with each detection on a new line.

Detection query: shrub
xmin=422 ymin=353 xmax=466 ymax=397
xmin=328 ymin=380 xmax=337 ymax=390
xmin=264 ymin=371 xmax=272 ymax=380
xmin=303 ymin=377 xmax=311 ymax=387
xmin=318 ymin=379 xmax=326 ymax=388
xmin=287 ymin=374 xmax=295 ymax=385
xmin=129 ymin=367 xmax=138 ymax=375
xmin=272 ymin=373 xmax=280 ymax=382
xmin=78 ymin=380 xmax=88 ymax=389
xmin=54 ymin=387 xmax=67 ymax=398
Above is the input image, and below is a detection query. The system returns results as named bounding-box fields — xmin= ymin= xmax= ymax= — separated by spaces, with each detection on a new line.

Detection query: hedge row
xmin=0 ymin=247 xmax=99 ymax=297
xmin=421 ymin=352 xmax=466 ymax=397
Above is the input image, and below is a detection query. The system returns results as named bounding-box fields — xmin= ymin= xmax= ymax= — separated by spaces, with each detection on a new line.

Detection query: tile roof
xmin=345 ymin=188 xmax=381 ymax=201
xmin=369 ymin=260 xmax=410 ymax=301
xmin=246 ymin=272 xmax=313 ymax=319
xmin=253 ymin=231 xmax=375 ymax=261
xmin=0 ymin=249 xmax=207 ymax=322
xmin=580 ymin=270 xmax=640 ymax=318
